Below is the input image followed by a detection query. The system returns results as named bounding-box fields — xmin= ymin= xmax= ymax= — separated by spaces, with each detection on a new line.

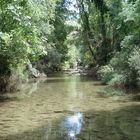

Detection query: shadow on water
xmin=45 ymin=75 xmax=95 ymax=84
xmin=2 ymin=104 xmax=140 ymax=140
xmin=0 ymin=80 xmax=41 ymax=102
xmin=131 ymin=95 xmax=140 ymax=101
xmin=0 ymin=74 xmax=140 ymax=140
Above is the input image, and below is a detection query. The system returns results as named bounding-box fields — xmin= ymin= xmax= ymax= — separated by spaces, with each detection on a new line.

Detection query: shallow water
xmin=0 ymin=75 xmax=140 ymax=140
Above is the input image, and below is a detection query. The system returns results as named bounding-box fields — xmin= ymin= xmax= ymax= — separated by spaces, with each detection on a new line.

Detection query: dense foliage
xmin=0 ymin=0 xmax=59 ymax=91
xmin=0 ymin=0 xmax=46 ymax=76
xmin=0 ymin=0 xmax=140 ymax=92
xmin=98 ymin=0 xmax=140 ymax=88
xmin=75 ymin=0 xmax=140 ymax=88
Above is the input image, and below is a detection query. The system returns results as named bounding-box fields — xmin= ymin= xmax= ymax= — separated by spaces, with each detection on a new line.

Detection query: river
xmin=0 ymin=74 xmax=140 ymax=140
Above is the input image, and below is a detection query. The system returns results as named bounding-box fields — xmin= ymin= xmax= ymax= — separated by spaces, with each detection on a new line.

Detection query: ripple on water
xmin=0 ymin=75 xmax=140 ymax=140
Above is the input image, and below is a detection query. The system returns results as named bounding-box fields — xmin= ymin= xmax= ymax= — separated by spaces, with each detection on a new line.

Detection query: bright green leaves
xmin=120 ymin=1 xmax=136 ymax=22
xmin=98 ymin=0 xmax=140 ymax=88
xmin=0 ymin=32 xmax=11 ymax=46
xmin=0 ymin=0 xmax=47 ymax=75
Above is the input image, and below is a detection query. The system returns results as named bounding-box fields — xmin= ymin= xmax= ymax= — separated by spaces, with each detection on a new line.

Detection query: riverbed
xmin=0 ymin=75 xmax=140 ymax=140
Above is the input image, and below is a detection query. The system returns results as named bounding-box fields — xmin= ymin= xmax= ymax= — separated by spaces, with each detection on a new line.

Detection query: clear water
xmin=0 ymin=75 xmax=140 ymax=140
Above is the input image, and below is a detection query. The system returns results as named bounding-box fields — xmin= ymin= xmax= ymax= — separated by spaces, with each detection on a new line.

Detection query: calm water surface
xmin=0 ymin=75 xmax=140 ymax=140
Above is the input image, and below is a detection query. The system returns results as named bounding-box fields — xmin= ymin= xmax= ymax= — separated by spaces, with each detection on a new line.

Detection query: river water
xmin=0 ymin=75 xmax=140 ymax=140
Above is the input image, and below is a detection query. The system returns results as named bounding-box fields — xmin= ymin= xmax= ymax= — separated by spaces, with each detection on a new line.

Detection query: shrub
xmin=98 ymin=46 xmax=139 ymax=88
xmin=109 ymin=74 xmax=127 ymax=88
xmin=129 ymin=47 xmax=140 ymax=85
xmin=98 ymin=65 xmax=114 ymax=84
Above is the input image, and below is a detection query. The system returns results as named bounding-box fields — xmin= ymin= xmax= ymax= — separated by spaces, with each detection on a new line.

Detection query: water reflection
xmin=61 ymin=112 xmax=83 ymax=139
xmin=0 ymin=75 xmax=140 ymax=140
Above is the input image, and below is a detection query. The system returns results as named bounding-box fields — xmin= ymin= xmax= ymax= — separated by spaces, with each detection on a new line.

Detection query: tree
xmin=0 ymin=0 xmax=58 ymax=91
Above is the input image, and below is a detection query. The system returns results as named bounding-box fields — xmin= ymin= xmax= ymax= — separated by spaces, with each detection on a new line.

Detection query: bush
xmin=129 ymin=47 xmax=140 ymax=85
xmin=108 ymin=74 xmax=127 ymax=88
xmin=98 ymin=65 xmax=114 ymax=84
xmin=98 ymin=46 xmax=139 ymax=88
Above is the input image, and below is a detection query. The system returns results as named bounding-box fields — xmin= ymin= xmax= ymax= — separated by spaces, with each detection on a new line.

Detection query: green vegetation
xmin=98 ymin=0 xmax=140 ymax=88
xmin=0 ymin=0 xmax=140 ymax=92
xmin=0 ymin=0 xmax=58 ymax=91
